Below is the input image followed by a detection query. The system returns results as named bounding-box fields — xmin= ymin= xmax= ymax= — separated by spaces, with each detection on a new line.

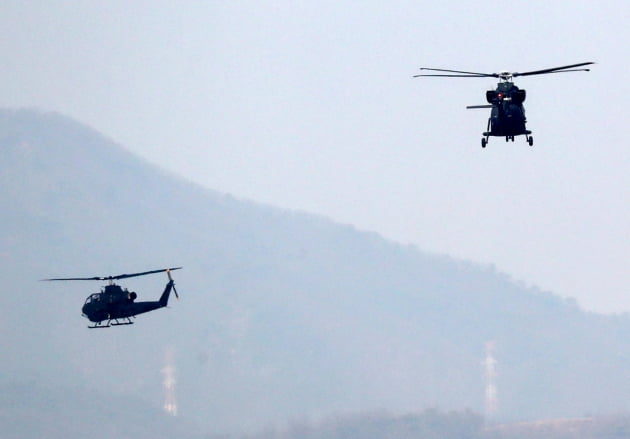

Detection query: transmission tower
xmin=484 ymin=341 xmax=497 ymax=418
xmin=162 ymin=347 xmax=178 ymax=416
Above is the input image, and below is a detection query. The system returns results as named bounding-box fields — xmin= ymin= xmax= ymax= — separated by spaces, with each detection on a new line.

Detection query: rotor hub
xmin=498 ymin=71 xmax=514 ymax=82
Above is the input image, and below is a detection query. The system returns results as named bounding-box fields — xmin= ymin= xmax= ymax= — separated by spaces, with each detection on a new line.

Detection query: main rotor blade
xmin=514 ymin=62 xmax=594 ymax=77
xmin=113 ymin=267 xmax=182 ymax=280
xmin=413 ymin=73 xmax=490 ymax=78
xmin=417 ymin=67 xmax=497 ymax=77
xmin=42 ymin=267 xmax=182 ymax=282
xmin=520 ymin=68 xmax=592 ymax=75
xmin=42 ymin=276 xmax=109 ymax=281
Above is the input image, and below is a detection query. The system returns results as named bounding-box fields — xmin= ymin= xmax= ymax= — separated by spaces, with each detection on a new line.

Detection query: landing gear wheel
xmin=481 ymin=138 xmax=487 ymax=148
xmin=528 ymin=135 xmax=534 ymax=146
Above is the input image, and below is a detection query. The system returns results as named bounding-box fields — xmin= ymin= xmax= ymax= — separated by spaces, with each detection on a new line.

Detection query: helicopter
xmin=43 ymin=267 xmax=182 ymax=328
xmin=414 ymin=62 xmax=594 ymax=148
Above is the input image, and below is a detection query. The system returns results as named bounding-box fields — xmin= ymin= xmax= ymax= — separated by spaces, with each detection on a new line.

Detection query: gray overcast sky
xmin=2 ymin=1 xmax=628 ymax=313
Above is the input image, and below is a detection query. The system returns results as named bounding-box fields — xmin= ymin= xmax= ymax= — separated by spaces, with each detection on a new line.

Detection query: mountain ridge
xmin=1 ymin=108 xmax=629 ymax=435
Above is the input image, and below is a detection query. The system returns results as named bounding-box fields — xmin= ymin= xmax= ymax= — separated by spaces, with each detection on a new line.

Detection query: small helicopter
xmin=414 ymin=62 xmax=594 ymax=147
xmin=43 ymin=267 xmax=182 ymax=328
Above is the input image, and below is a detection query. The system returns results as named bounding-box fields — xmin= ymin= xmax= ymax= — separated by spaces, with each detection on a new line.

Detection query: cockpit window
xmin=84 ymin=293 xmax=101 ymax=305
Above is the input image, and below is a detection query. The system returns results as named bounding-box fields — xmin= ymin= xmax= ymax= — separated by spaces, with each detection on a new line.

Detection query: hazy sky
xmin=2 ymin=1 xmax=628 ymax=313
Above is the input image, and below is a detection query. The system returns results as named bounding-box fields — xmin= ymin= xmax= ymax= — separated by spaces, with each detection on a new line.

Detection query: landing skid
xmin=88 ymin=317 xmax=135 ymax=328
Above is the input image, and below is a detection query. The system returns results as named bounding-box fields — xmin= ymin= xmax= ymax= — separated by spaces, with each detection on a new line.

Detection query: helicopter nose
xmin=81 ymin=303 xmax=90 ymax=317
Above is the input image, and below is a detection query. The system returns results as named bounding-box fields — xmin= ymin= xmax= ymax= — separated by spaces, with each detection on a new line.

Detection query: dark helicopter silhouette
xmin=43 ymin=267 xmax=181 ymax=328
xmin=414 ymin=62 xmax=594 ymax=147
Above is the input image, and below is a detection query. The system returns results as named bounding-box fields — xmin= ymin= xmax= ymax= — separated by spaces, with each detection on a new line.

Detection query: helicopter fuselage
xmin=81 ymin=281 xmax=174 ymax=325
xmin=485 ymin=82 xmax=529 ymax=137
xmin=467 ymin=81 xmax=533 ymax=147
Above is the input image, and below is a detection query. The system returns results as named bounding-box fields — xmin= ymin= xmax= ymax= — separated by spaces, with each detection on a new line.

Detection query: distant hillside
xmin=485 ymin=416 xmax=630 ymax=439
xmin=0 ymin=382 xmax=199 ymax=439
xmin=244 ymin=409 xmax=485 ymax=439
xmin=244 ymin=412 xmax=630 ymax=439
xmin=1 ymin=108 xmax=630 ymax=436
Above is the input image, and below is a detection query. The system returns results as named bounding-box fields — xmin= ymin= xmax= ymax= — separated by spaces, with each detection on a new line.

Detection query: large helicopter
xmin=43 ymin=267 xmax=181 ymax=328
xmin=414 ymin=62 xmax=594 ymax=148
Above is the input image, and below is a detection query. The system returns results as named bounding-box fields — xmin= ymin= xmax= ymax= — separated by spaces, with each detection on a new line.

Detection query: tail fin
xmin=159 ymin=280 xmax=174 ymax=307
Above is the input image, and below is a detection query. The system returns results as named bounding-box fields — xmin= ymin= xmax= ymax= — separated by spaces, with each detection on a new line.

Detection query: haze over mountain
xmin=1 ymin=108 xmax=629 ymax=437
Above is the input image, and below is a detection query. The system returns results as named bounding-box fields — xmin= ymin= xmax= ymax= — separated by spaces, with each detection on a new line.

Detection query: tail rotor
xmin=166 ymin=268 xmax=180 ymax=300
